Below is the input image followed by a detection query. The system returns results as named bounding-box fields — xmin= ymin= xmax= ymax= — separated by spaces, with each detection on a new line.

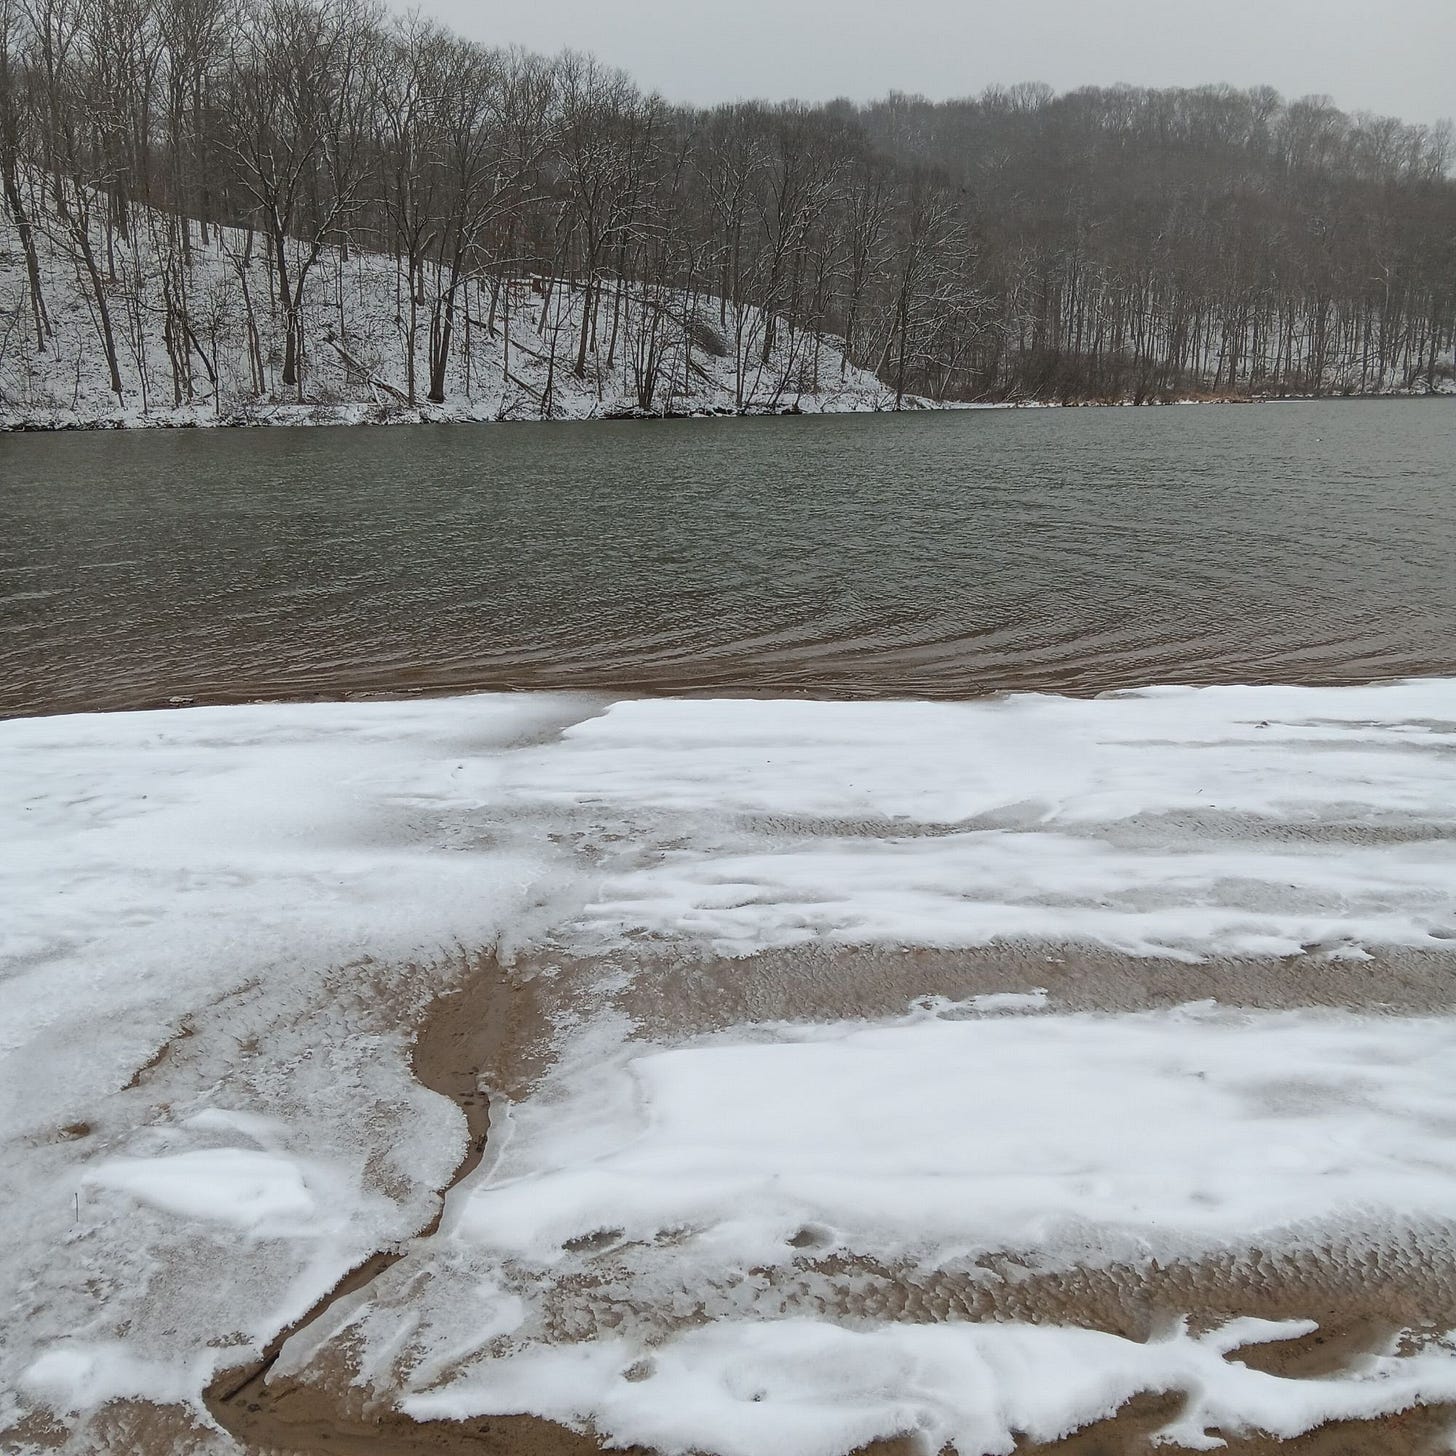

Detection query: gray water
xmin=2 ymin=399 xmax=1453 ymax=717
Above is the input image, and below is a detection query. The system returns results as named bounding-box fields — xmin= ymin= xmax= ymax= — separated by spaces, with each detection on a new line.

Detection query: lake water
xmin=2 ymin=399 xmax=1453 ymax=717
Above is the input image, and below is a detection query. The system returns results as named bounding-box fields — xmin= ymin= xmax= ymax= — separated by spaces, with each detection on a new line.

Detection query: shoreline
xmin=8 ymin=663 xmax=1456 ymax=729
xmin=3 ymin=388 xmax=1452 ymax=434
xmin=0 ymin=396 xmax=930 ymax=434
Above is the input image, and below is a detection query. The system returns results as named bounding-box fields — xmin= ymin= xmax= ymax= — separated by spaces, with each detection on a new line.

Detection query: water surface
xmin=2 ymin=400 xmax=1453 ymax=716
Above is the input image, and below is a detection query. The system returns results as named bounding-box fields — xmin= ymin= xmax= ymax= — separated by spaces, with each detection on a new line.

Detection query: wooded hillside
xmin=2 ymin=0 xmax=1453 ymax=416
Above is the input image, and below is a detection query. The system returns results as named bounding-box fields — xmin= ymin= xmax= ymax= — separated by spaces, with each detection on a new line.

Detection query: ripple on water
xmin=2 ymin=400 xmax=1455 ymax=716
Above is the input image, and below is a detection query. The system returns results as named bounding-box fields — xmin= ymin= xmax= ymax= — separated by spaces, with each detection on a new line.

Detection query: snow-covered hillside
xmin=0 ymin=199 xmax=907 ymax=429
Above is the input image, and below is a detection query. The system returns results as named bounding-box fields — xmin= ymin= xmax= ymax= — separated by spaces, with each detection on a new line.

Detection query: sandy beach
xmin=6 ymin=685 xmax=1456 ymax=1455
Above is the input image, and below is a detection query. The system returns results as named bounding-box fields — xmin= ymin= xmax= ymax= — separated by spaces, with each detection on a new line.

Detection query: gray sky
xmin=412 ymin=0 xmax=1455 ymax=128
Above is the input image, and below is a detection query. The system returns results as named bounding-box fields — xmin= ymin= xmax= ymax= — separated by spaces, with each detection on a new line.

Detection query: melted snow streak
xmin=4 ymin=682 xmax=1456 ymax=1452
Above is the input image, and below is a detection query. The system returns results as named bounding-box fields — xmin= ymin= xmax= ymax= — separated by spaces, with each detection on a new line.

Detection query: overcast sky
xmin=412 ymin=0 xmax=1454 ymax=128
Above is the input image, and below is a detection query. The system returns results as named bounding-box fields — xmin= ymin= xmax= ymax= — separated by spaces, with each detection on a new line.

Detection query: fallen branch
xmin=328 ymin=339 xmax=410 ymax=405
xmin=503 ymin=368 xmax=545 ymax=401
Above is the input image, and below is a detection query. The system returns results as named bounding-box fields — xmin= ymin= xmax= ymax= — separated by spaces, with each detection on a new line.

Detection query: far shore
xmin=4 ymin=386 xmax=1453 ymax=434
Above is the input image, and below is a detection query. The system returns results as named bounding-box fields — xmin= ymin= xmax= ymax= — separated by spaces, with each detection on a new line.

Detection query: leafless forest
xmin=2 ymin=0 xmax=1454 ymax=416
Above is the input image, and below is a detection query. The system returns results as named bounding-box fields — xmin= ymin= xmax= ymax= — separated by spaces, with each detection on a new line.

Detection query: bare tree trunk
xmin=3 ymin=166 xmax=50 ymax=350
xmin=73 ymin=216 xmax=125 ymax=401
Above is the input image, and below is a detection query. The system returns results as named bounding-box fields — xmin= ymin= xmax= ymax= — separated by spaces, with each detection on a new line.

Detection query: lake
xmin=2 ymin=399 xmax=1453 ymax=717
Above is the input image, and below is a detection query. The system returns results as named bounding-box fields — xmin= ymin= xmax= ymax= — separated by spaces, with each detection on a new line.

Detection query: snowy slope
xmin=0 ymin=197 xmax=909 ymax=430
xmin=4 ymin=682 xmax=1456 ymax=1453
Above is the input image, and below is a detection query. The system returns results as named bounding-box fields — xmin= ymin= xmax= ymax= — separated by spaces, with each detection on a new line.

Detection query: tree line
xmin=2 ymin=0 xmax=1453 ymax=410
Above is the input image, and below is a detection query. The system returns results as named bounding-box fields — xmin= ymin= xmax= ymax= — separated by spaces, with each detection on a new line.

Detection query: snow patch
xmin=456 ymin=1004 xmax=1456 ymax=1268
xmin=87 ymin=1149 xmax=320 ymax=1234
xmin=19 ymin=1341 xmax=217 ymax=1414
xmin=404 ymin=1317 xmax=1456 ymax=1456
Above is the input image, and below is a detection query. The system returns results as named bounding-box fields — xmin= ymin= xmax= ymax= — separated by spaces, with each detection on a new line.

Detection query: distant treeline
xmin=2 ymin=0 xmax=1453 ymax=407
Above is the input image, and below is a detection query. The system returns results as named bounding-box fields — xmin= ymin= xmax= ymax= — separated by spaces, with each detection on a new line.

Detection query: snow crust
xmin=5 ymin=679 xmax=1456 ymax=1451
xmin=456 ymin=1004 xmax=1456 ymax=1267
xmin=520 ymin=682 xmax=1456 ymax=960
xmin=2 ymin=693 xmax=597 ymax=1130
xmin=518 ymin=680 xmax=1456 ymax=824
xmin=386 ymin=992 xmax=1456 ymax=1450
xmin=19 ymin=1342 xmax=218 ymax=1415
xmin=0 ymin=692 xmax=598 ymax=1439
xmin=88 ymin=1149 xmax=322 ymax=1233
xmin=406 ymin=1317 xmax=1456 ymax=1456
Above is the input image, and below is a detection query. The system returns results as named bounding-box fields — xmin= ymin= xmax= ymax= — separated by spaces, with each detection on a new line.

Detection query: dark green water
xmin=2 ymin=400 xmax=1453 ymax=717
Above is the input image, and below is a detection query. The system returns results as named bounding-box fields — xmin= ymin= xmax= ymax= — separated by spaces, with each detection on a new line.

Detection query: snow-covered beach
xmin=4 ymin=682 xmax=1456 ymax=1454
xmin=5 ymin=0 xmax=1455 ymax=1448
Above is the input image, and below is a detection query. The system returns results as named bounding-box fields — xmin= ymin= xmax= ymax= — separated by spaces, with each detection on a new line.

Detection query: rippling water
xmin=2 ymin=399 xmax=1453 ymax=717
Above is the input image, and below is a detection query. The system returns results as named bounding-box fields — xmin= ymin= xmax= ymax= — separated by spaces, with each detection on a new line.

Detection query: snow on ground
xmin=405 ymin=1317 xmax=1456 ymax=1456
xmin=0 ymin=692 xmax=602 ymax=1441
xmin=511 ymin=683 xmax=1456 ymax=961
xmin=0 ymin=197 xmax=906 ymax=430
xmin=454 ymin=1005 xmax=1456 ymax=1268
xmin=4 ymin=681 xmax=1456 ymax=1451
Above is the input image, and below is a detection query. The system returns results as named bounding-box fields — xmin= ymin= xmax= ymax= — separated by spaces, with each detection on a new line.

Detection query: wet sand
xmin=18 ymin=652 xmax=1456 ymax=724
xmin=200 ymin=959 xmax=505 ymax=1453
xmin=172 ymin=943 xmax=1456 ymax=1456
